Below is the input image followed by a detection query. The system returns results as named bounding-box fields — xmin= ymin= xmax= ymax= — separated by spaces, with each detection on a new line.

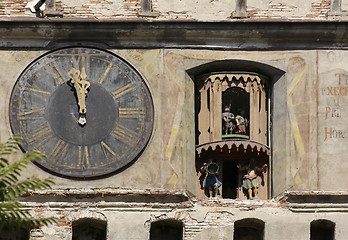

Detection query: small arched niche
xmin=310 ymin=219 xmax=335 ymax=240
xmin=233 ymin=218 xmax=265 ymax=240
xmin=150 ymin=219 xmax=183 ymax=240
xmin=0 ymin=227 xmax=29 ymax=240
xmin=72 ymin=218 xmax=107 ymax=240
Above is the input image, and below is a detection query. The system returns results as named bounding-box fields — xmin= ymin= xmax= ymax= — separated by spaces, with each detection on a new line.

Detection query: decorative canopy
xmin=196 ymin=140 xmax=270 ymax=156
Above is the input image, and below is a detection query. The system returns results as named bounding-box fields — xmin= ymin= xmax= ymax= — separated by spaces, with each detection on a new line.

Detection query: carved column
xmin=198 ymin=82 xmax=210 ymax=144
xmin=259 ymin=86 xmax=267 ymax=144
xmin=211 ymin=78 xmax=222 ymax=142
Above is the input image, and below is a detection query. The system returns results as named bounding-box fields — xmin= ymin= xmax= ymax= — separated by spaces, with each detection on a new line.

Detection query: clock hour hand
xmin=68 ymin=66 xmax=90 ymax=125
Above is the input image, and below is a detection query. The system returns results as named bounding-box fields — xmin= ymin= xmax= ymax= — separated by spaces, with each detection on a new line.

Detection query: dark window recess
xmin=150 ymin=220 xmax=183 ymax=240
xmin=234 ymin=218 xmax=264 ymax=240
xmin=222 ymin=87 xmax=250 ymax=139
xmin=0 ymin=228 xmax=29 ymax=240
xmin=222 ymin=161 xmax=238 ymax=199
xmin=72 ymin=219 xmax=107 ymax=240
xmin=310 ymin=220 xmax=335 ymax=240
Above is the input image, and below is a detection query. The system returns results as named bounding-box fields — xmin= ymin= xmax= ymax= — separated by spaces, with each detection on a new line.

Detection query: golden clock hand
xmin=68 ymin=67 xmax=90 ymax=126
xmin=77 ymin=65 xmax=90 ymax=114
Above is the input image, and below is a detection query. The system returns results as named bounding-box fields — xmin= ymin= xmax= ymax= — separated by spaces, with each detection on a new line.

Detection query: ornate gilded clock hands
xmin=68 ymin=65 xmax=90 ymax=126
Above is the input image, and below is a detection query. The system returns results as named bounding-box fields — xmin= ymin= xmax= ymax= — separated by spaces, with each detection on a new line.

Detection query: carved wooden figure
xmin=238 ymin=159 xmax=267 ymax=199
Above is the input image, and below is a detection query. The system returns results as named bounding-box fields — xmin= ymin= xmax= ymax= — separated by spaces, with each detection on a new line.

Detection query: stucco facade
xmin=0 ymin=0 xmax=348 ymax=239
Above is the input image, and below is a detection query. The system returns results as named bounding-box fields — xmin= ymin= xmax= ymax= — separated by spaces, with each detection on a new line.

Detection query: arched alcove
xmin=0 ymin=227 xmax=29 ymax=240
xmin=234 ymin=218 xmax=265 ymax=240
xmin=310 ymin=219 xmax=335 ymax=240
xmin=190 ymin=59 xmax=285 ymax=200
xmin=150 ymin=219 xmax=183 ymax=240
xmin=72 ymin=218 xmax=107 ymax=240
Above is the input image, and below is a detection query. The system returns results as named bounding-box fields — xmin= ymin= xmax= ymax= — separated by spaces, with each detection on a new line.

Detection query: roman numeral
xmin=119 ymin=108 xmax=145 ymax=118
xmin=112 ymin=124 xmax=137 ymax=145
xmin=45 ymin=63 xmax=66 ymax=84
xmin=18 ymin=108 xmax=45 ymax=120
xmin=78 ymin=145 xmax=90 ymax=168
xmin=26 ymin=123 xmax=53 ymax=146
xmin=27 ymin=87 xmax=51 ymax=95
xmin=49 ymin=139 xmax=69 ymax=163
xmin=100 ymin=141 xmax=119 ymax=161
xmin=71 ymin=55 xmax=82 ymax=69
xmin=99 ymin=62 xmax=113 ymax=84
xmin=112 ymin=84 xmax=135 ymax=99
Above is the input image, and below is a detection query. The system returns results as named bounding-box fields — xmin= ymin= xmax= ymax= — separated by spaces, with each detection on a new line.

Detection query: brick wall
xmin=0 ymin=0 xmax=336 ymax=20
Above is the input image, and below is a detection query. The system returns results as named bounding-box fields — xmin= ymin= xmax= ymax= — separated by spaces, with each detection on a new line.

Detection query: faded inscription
xmin=319 ymin=71 xmax=348 ymax=141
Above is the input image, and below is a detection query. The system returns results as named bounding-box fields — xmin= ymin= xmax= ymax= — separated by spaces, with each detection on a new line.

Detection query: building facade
xmin=0 ymin=0 xmax=348 ymax=239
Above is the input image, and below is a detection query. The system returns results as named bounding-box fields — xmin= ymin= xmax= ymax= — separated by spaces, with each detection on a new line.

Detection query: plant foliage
xmin=0 ymin=136 xmax=57 ymax=231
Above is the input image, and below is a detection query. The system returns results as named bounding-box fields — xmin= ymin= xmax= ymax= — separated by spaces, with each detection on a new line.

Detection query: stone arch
xmin=150 ymin=218 xmax=184 ymax=240
xmin=67 ymin=210 xmax=107 ymax=223
xmin=310 ymin=219 xmax=335 ymax=240
xmin=233 ymin=218 xmax=265 ymax=240
xmin=72 ymin=218 xmax=107 ymax=240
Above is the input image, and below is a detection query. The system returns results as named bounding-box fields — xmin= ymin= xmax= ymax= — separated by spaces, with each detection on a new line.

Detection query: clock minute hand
xmin=68 ymin=67 xmax=90 ymax=126
xmin=78 ymin=65 xmax=90 ymax=114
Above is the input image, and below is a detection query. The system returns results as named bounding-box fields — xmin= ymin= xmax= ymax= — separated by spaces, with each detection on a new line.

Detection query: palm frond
xmin=0 ymin=136 xmax=57 ymax=230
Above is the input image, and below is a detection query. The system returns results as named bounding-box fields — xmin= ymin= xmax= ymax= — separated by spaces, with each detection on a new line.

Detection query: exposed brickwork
xmin=0 ymin=0 xmax=335 ymax=20
xmin=309 ymin=0 xmax=331 ymax=18
xmin=184 ymin=212 xmax=234 ymax=239
xmin=0 ymin=0 xmax=29 ymax=16
xmin=58 ymin=0 xmax=140 ymax=18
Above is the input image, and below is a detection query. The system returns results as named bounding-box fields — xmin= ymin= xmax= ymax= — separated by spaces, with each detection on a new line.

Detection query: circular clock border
xmin=9 ymin=46 xmax=154 ymax=179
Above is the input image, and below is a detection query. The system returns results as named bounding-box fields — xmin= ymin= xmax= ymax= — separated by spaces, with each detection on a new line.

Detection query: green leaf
xmin=0 ymin=136 xmax=57 ymax=230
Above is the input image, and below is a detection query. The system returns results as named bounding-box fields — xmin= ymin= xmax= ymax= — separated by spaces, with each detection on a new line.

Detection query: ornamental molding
xmin=1 ymin=21 xmax=348 ymax=49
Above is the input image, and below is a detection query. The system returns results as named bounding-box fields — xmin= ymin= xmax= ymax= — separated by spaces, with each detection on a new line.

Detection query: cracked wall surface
xmin=0 ymin=0 xmax=337 ymax=20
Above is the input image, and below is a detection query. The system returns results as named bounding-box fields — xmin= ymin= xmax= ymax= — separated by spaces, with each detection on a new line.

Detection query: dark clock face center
xmin=47 ymin=82 xmax=117 ymax=145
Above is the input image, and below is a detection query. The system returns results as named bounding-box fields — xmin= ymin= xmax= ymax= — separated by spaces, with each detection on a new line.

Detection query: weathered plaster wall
xmin=318 ymin=51 xmax=348 ymax=190
xmin=0 ymin=0 xmax=334 ymax=20
xmin=0 ymin=48 xmax=195 ymax=192
xmin=24 ymin=198 xmax=348 ymax=240
xmin=1 ymin=48 xmax=348 ymax=195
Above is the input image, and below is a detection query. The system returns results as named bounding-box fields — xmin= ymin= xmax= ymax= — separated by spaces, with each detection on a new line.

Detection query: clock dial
xmin=9 ymin=47 xmax=154 ymax=178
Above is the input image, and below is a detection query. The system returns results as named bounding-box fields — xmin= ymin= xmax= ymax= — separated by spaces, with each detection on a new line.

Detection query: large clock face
xmin=9 ymin=47 xmax=154 ymax=178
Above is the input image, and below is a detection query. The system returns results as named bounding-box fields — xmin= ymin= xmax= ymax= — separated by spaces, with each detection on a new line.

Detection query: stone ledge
xmin=278 ymin=191 xmax=348 ymax=203
xmin=1 ymin=20 xmax=348 ymax=49
xmin=21 ymin=188 xmax=189 ymax=204
xmin=277 ymin=191 xmax=348 ymax=212
xmin=138 ymin=11 xmax=160 ymax=18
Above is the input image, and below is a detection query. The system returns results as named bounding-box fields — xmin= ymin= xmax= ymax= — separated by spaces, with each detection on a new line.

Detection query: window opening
xmin=234 ymin=218 xmax=264 ymax=240
xmin=150 ymin=220 xmax=183 ymax=240
xmin=72 ymin=219 xmax=107 ymax=240
xmin=222 ymin=87 xmax=249 ymax=139
xmin=222 ymin=160 xmax=238 ymax=199
xmin=0 ymin=227 xmax=28 ymax=240
xmin=310 ymin=220 xmax=335 ymax=240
